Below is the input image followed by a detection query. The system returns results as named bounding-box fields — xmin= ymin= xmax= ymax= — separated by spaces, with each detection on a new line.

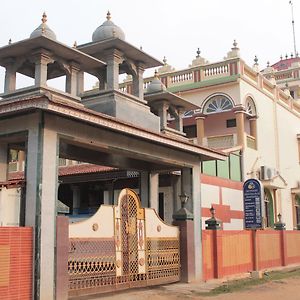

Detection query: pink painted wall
xmin=204 ymin=112 xmax=251 ymax=136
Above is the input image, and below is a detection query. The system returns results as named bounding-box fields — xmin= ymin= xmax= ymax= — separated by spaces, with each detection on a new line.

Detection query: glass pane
xmin=229 ymin=153 xmax=241 ymax=181
xmin=217 ymin=159 xmax=229 ymax=179
xmin=202 ymin=160 xmax=217 ymax=176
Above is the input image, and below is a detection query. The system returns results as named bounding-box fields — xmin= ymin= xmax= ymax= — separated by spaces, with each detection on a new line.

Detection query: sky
xmin=0 ymin=0 xmax=299 ymax=91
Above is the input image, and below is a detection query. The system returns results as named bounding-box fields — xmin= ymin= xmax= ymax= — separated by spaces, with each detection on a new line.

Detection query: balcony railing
xmin=246 ymin=135 xmax=257 ymax=150
xmin=204 ymin=133 xmax=236 ymax=149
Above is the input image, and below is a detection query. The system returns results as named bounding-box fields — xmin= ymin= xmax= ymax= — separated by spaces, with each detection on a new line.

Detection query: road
xmin=89 ymin=276 xmax=300 ymax=300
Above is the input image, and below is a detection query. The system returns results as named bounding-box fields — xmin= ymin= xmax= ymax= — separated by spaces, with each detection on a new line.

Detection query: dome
xmin=30 ymin=12 xmax=57 ymax=40
xmin=92 ymin=11 xmax=125 ymax=42
xmin=146 ymin=72 xmax=167 ymax=93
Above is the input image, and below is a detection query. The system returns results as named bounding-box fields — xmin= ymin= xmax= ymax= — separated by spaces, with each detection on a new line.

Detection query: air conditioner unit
xmin=260 ymin=166 xmax=277 ymax=180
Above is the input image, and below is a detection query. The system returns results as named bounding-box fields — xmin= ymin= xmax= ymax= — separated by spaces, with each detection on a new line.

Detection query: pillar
xmin=56 ymin=216 xmax=69 ymax=300
xmin=177 ymin=108 xmax=185 ymax=133
xmin=195 ymin=115 xmax=206 ymax=145
xmin=149 ymin=172 xmax=159 ymax=212
xmin=76 ymin=71 xmax=84 ymax=96
xmin=97 ymin=70 xmax=107 ymax=90
xmin=18 ymin=150 xmax=25 ymax=172
xmin=132 ymin=64 xmax=145 ymax=100
xmin=71 ymin=185 xmax=80 ymax=215
xmin=140 ymin=171 xmax=149 ymax=208
xmin=33 ymin=52 xmax=53 ymax=87
xmin=25 ymin=121 xmax=58 ymax=299
xmin=106 ymin=49 xmax=123 ymax=90
xmin=157 ymin=101 xmax=169 ymax=131
xmin=235 ymin=108 xmax=245 ymax=148
xmin=191 ymin=164 xmax=202 ymax=280
xmin=176 ymin=165 xmax=202 ymax=281
xmin=4 ymin=60 xmax=16 ymax=94
xmin=66 ymin=63 xmax=80 ymax=96
xmin=0 ymin=143 xmax=8 ymax=181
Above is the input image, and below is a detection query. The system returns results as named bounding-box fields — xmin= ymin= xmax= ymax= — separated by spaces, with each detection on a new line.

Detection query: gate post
xmin=173 ymin=194 xmax=195 ymax=282
xmin=56 ymin=216 xmax=69 ymax=300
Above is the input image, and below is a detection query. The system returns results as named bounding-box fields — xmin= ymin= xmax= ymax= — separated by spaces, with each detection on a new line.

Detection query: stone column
xmin=4 ymin=59 xmax=17 ymax=94
xmin=149 ymin=172 xmax=159 ymax=212
xmin=249 ymin=117 xmax=258 ymax=148
xmin=157 ymin=101 xmax=169 ymax=131
xmin=234 ymin=108 xmax=246 ymax=148
xmin=105 ymin=49 xmax=123 ymax=90
xmin=173 ymin=188 xmax=195 ymax=282
xmin=174 ymin=165 xmax=202 ymax=281
xmin=77 ymin=71 xmax=84 ymax=95
xmin=25 ymin=121 xmax=58 ymax=300
xmin=32 ymin=51 xmax=53 ymax=87
xmin=132 ymin=64 xmax=145 ymax=101
xmin=66 ymin=63 xmax=80 ymax=96
xmin=191 ymin=164 xmax=202 ymax=280
xmin=177 ymin=108 xmax=185 ymax=132
xmin=140 ymin=171 xmax=149 ymax=208
xmin=195 ymin=114 xmax=206 ymax=145
xmin=97 ymin=69 xmax=107 ymax=90
xmin=18 ymin=150 xmax=25 ymax=172
xmin=0 ymin=143 xmax=8 ymax=181
xmin=71 ymin=185 xmax=80 ymax=215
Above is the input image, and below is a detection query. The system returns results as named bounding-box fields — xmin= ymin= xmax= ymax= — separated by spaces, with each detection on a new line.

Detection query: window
xmin=226 ymin=118 xmax=236 ymax=128
xmin=203 ymin=94 xmax=233 ymax=114
xmin=245 ymin=97 xmax=257 ymax=116
xmin=201 ymin=151 xmax=242 ymax=181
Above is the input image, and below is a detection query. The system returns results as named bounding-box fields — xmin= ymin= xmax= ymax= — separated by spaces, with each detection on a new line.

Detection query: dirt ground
xmin=89 ymin=276 xmax=300 ymax=300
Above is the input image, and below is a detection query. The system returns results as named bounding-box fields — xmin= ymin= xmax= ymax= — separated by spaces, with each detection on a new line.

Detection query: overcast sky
xmin=0 ymin=0 xmax=299 ymax=91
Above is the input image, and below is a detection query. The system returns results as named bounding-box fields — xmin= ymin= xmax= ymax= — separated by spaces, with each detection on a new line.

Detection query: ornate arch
xmin=202 ymin=93 xmax=234 ymax=114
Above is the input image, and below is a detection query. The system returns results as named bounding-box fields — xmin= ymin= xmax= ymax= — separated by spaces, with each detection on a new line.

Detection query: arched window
xmin=245 ymin=97 xmax=257 ymax=116
xmin=203 ymin=94 xmax=234 ymax=114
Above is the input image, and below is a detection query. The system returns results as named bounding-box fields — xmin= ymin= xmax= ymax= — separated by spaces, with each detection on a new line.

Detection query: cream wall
xmin=240 ymin=80 xmax=278 ymax=179
xmin=240 ymin=79 xmax=300 ymax=229
xmin=0 ymin=187 xmax=20 ymax=226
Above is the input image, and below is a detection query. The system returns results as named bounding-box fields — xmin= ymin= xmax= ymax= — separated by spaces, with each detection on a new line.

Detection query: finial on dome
xmin=267 ymin=61 xmax=270 ymax=67
xmin=140 ymin=45 xmax=143 ymax=50
xmin=41 ymin=12 xmax=47 ymax=23
xmin=73 ymin=41 xmax=77 ymax=48
xmin=8 ymin=38 xmax=12 ymax=45
xmin=163 ymin=56 xmax=167 ymax=65
xmin=30 ymin=12 xmax=57 ymax=40
xmin=291 ymin=52 xmax=294 ymax=58
xmin=196 ymin=48 xmax=201 ymax=58
xmin=280 ymin=55 xmax=283 ymax=60
xmin=254 ymin=55 xmax=258 ymax=65
xmin=233 ymin=39 xmax=238 ymax=48
xmin=106 ymin=11 xmax=111 ymax=20
xmin=285 ymin=53 xmax=288 ymax=59
xmin=154 ymin=69 xmax=158 ymax=78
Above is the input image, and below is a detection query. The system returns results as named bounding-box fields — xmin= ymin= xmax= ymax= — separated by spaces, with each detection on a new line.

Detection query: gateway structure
xmin=0 ymin=13 xmax=225 ymax=299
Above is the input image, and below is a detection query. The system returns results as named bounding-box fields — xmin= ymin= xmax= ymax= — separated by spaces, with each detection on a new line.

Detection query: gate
xmin=68 ymin=188 xmax=180 ymax=297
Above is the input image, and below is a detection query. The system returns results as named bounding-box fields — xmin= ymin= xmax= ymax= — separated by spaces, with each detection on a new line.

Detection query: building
xmin=1 ymin=11 xmax=300 ymax=300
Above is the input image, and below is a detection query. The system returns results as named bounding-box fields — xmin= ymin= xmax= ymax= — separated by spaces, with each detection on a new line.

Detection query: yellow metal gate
xmin=68 ymin=188 xmax=180 ymax=297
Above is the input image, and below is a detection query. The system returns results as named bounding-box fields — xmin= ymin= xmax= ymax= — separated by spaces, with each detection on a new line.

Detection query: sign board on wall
xmin=243 ymin=179 xmax=264 ymax=229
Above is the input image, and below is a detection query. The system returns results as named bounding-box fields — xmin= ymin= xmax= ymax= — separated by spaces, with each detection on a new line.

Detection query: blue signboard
xmin=243 ymin=179 xmax=264 ymax=229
